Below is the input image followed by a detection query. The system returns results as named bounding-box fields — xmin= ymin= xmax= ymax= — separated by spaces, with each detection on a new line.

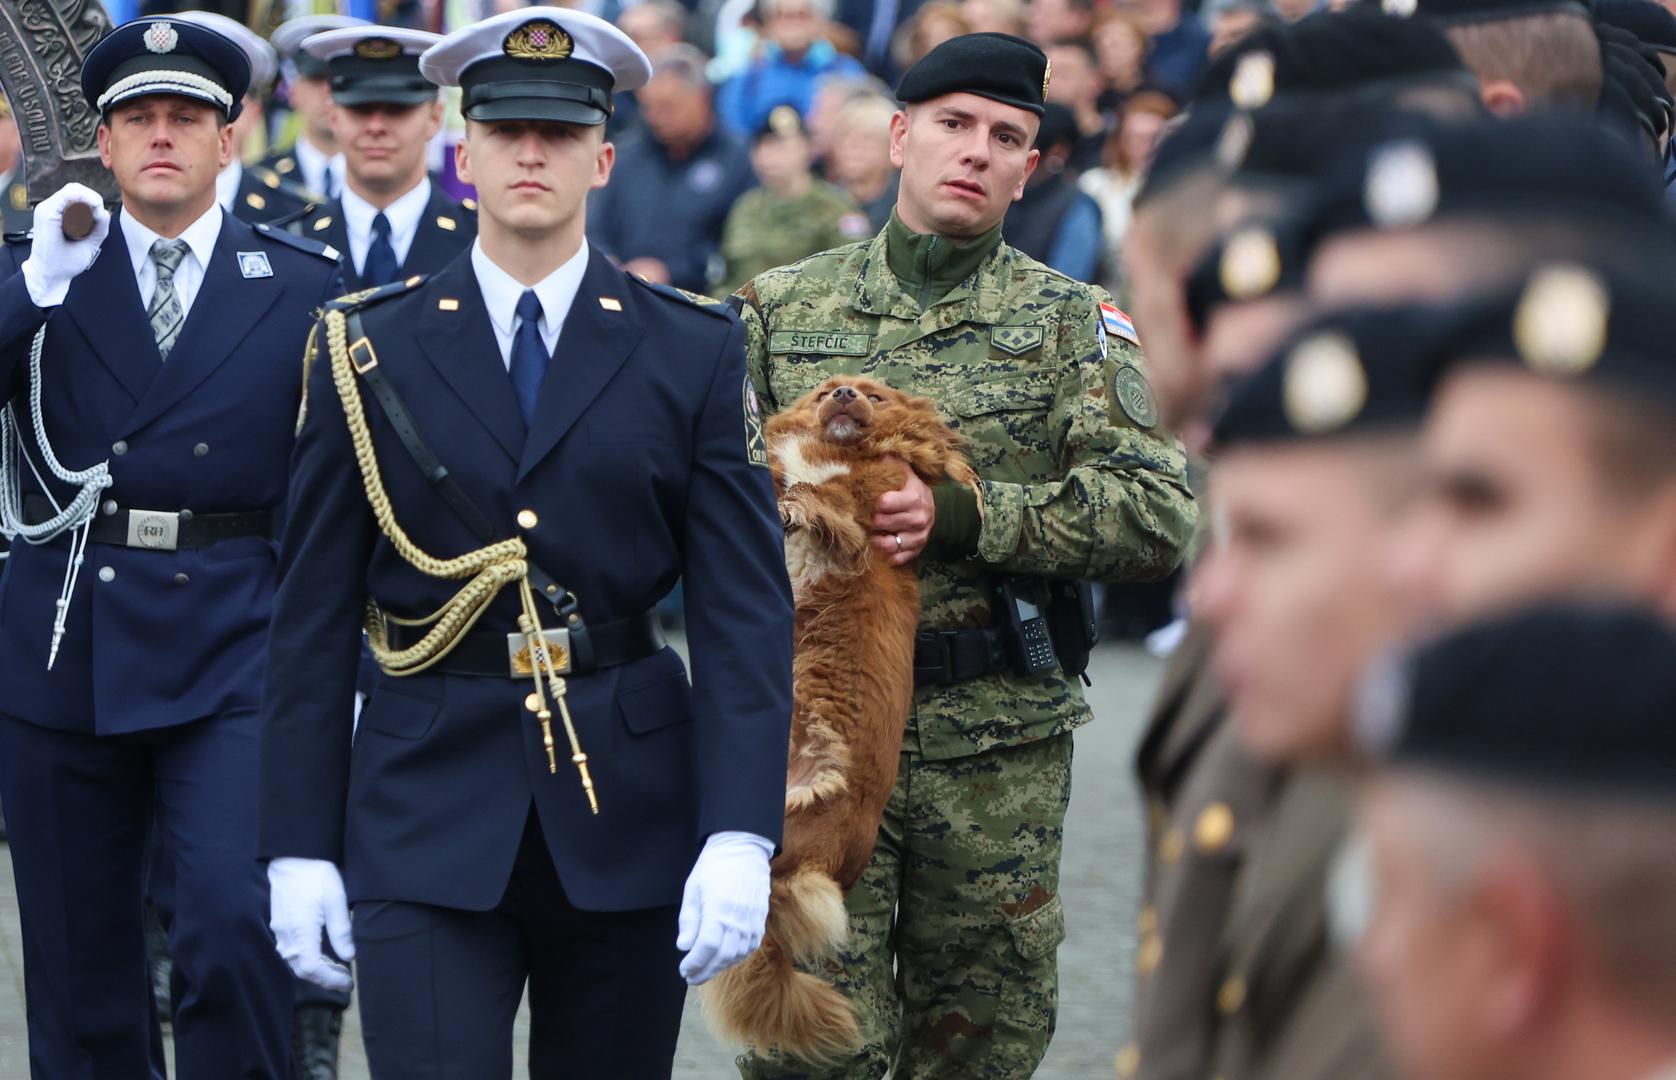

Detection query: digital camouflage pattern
xmin=718 ymin=181 xmax=873 ymax=296
xmin=737 ymin=227 xmax=1197 ymax=761
xmin=738 ymin=736 xmax=1074 ymax=1080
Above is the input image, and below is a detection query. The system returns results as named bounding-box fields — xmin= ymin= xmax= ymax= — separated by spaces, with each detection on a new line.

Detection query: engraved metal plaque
xmin=0 ymin=0 xmax=119 ymax=207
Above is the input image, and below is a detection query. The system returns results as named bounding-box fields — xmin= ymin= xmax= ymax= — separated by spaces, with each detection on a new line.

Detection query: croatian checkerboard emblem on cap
xmin=1514 ymin=263 xmax=1608 ymax=377
xmin=1283 ymin=332 xmax=1368 ymax=434
xmin=503 ymin=19 xmax=574 ymax=61
xmin=145 ymin=20 xmax=179 ymax=54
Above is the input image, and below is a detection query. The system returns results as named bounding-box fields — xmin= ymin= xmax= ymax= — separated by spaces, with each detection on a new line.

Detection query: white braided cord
xmin=0 ymin=324 xmax=113 ymax=667
xmin=96 ymin=70 xmax=233 ymax=112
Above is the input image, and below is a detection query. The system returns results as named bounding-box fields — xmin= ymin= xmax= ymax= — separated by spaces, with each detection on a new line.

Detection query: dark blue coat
xmin=258 ymin=248 xmax=794 ymax=913
xmin=0 ymin=211 xmax=342 ymax=735
xmin=300 ymin=183 xmax=476 ymax=292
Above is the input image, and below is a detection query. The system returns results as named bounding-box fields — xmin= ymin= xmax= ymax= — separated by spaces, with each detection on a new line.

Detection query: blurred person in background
xmin=1045 ymin=38 xmax=1111 ymax=170
xmin=615 ymin=0 xmax=690 ymax=133
xmin=1093 ymin=8 xmax=1152 ymax=109
xmin=716 ymin=104 xmax=870 ymax=292
xmin=1027 ymin=0 xmax=1094 ymax=43
xmin=1416 ymin=0 xmax=1603 ymax=115
xmin=1003 ymin=102 xmax=1104 ymax=280
xmin=1206 ymin=0 xmax=1279 ymax=56
xmin=591 ymin=43 xmax=755 ymax=291
xmin=717 ymin=0 xmax=865 ymax=134
xmin=0 ymin=95 xmax=29 ymax=237
xmin=1273 ymin=0 xmax=1321 ymax=21
xmin=1080 ymin=88 xmax=1177 ymax=300
xmin=805 ymin=73 xmax=894 ymax=173
xmin=892 ymin=0 xmax=973 ymax=70
xmin=1130 ymin=0 xmax=1213 ymax=97
xmin=962 ymin=0 xmax=1027 ymax=35
xmin=263 ymin=14 xmax=370 ymax=199
xmin=829 ymin=93 xmax=901 ymax=228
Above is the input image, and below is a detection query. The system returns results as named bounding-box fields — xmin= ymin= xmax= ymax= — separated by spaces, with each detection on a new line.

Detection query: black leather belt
xmin=23 ymin=494 xmax=274 ymax=552
xmin=914 ymin=626 xmax=1010 ymax=688
xmin=384 ymin=609 xmax=667 ymax=678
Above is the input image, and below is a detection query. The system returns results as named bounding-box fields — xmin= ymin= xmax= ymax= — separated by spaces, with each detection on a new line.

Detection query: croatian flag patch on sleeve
xmin=1101 ymin=303 xmax=1140 ymax=347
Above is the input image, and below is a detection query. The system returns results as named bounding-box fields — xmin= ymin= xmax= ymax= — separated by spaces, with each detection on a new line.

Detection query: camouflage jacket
xmin=738 ymin=225 xmax=1197 ymax=760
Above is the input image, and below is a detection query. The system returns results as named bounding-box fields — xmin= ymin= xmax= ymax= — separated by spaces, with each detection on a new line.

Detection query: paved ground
xmin=0 ymin=640 xmax=1162 ymax=1078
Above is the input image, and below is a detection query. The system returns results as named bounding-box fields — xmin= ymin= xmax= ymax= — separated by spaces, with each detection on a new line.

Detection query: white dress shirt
xmin=215 ymin=161 xmax=243 ymax=213
xmin=121 ymin=203 xmax=223 ymax=340
xmin=471 ymin=237 xmax=589 ymax=371
xmin=292 ymin=137 xmax=343 ymax=200
xmin=340 ymin=178 xmax=430 ymax=279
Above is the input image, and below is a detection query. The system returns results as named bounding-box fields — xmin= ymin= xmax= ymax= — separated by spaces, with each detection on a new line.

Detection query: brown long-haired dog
xmin=702 ymin=375 xmax=976 ymax=1061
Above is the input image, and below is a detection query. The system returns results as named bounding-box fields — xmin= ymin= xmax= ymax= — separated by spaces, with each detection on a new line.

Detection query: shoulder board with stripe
xmin=631 ymin=277 xmax=735 ymax=320
xmin=325 ymin=275 xmax=427 ymax=313
xmin=253 ymin=222 xmax=340 ymax=263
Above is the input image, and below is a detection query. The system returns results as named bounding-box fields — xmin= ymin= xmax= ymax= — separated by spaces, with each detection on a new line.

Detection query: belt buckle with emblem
xmin=508 ymin=628 xmax=571 ymax=677
xmin=125 ymin=509 xmax=180 ymax=551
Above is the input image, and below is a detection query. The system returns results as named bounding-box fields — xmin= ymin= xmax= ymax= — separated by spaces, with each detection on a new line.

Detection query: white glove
xmin=20 ymin=183 xmax=110 ymax=308
xmin=677 ymin=830 xmax=774 ymax=985
xmin=268 ymin=857 xmax=356 ymax=992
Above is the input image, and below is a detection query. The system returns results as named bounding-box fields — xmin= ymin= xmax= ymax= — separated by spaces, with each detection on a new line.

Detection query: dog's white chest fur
xmin=774 ymin=436 xmax=852 ymax=597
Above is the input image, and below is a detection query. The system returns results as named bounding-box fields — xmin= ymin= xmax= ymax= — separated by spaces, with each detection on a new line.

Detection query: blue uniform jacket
xmin=301 ymin=184 xmax=477 ymax=292
xmin=0 ymin=212 xmax=342 ymax=735
xmin=258 ymin=248 xmax=794 ymax=913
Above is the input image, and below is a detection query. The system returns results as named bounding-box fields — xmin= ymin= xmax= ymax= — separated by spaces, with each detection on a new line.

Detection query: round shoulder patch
xmin=1114 ymin=364 xmax=1157 ymax=429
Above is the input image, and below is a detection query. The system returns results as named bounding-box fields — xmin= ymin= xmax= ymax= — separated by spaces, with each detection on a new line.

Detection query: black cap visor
xmin=461 ymin=58 xmax=614 ymax=126
xmin=331 ymin=75 xmax=438 ymax=107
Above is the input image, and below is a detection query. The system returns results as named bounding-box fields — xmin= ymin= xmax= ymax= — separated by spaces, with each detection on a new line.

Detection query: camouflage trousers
xmin=737 ymin=734 xmax=1073 ymax=1080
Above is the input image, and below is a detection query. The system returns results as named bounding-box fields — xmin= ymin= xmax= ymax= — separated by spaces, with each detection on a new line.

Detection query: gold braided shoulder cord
xmin=323 ymin=309 xmax=598 ymax=812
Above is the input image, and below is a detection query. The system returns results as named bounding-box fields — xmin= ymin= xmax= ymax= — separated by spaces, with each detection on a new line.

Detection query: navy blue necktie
xmin=509 ymin=289 xmax=547 ymax=424
xmin=363 ymin=211 xmax=397 ymax=287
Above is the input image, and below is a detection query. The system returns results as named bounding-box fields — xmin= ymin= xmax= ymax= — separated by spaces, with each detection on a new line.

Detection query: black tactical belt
xmin=24 ymin=494 xmax=273 ymax=552
xmin=385 ymin=609 xmax=667 ymax=678
xmin=914 ymin=626 xmax=1011 ymax=687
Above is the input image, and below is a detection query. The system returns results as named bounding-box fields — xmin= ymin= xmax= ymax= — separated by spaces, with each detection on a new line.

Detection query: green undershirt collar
xmin=884 ymin=210 xmax=1004 ymax=310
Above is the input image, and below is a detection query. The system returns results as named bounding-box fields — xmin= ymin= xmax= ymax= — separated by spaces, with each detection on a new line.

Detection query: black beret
xmin=1363 ymin=601 xmax=1676 ymax=801
xmin=1292 ymin=113 xmax=1671 ymax=256
xmin=1184 ymin=221 xmax=1308 ymax=333
xmin=83 ymin=17 xmax=250 ymax=121
xmin=1597 ymin=0 xmax=1676 ymax=51
xmin=1598 ymin=25 xmax=1674 ymax=140
xmin=1193 ymin=6 xmax=1472 ymax=108
xmin=896 ymin=32 xmax=1049 ymax=117
xmin=1415 ymin=0 xmax=1592 ymax=24
xmin=1208 ymin=302 xmax=1456 ymax=448
xmin=1427 ymin=259 xmax=1676 ymax=409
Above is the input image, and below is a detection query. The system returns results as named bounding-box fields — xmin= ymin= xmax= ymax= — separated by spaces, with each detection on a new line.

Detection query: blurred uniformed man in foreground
xmin=716 ymin=104 xmax=870 ymax=296
xmin=0 ymin=16 xmax=341 ymax=1076
xmin=1353 ymin=602 xmax=1676 ymax=1080
xmin=257 ymin=8 xmax=794 ymax=1076
xmin=736 ymin=30 xmax=1196 ymax=1078
xmin=295 ymin=25 xmax=476 ymax=290
xmin=263 ymin=14 xmax=369 ymax=199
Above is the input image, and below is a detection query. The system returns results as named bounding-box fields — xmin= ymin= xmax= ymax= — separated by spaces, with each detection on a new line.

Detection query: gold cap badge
xmin=1216 ymin=111 xmax=1254 ymax=171
xmin=1513 ymin=263 xmax=1609 ymax=377
xmin=1220 ymin=228 xmax=1281 ymax=300
xmin=1383 ymin=0 xmax=1418 ymax=15
xmin=1230 ymin=51 xmax=1275 ymax=110
xmin=1043 ymin=58 xmax=1052 ymax=99
xmin=504 ymin=19 xmax=574 ymax=61
xmin=354 ymin=37 xmax=402 ymax=60
xmin=1284 ymin=332 xmax=1369 ymax=434
xmin=768 ymin=104 xmax=800 ymax=135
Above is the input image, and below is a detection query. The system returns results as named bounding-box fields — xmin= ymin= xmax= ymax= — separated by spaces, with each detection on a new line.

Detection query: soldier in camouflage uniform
xmin=733 ymin=32 xmax=1196 ymax=1078
xmin=718 ymin=105 xmax=873 ymax=295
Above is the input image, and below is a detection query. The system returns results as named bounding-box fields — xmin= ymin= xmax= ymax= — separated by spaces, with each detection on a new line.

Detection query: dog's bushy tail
xmin=700 ymin=867 xmax=859 ymax=1062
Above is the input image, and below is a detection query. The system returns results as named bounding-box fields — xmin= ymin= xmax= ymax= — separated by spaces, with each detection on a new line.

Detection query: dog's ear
xmin=874 ymin=397 xmax=972 ymax=485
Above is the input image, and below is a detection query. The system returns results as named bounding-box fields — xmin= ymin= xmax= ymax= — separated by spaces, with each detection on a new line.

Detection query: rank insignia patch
xmin=744 ymin=374 xmax=768 ymax=468
xmin=990 ymin=324 xmax=1044 ymax=356
xmin=237 ymin=251 xmax=273 ymax=279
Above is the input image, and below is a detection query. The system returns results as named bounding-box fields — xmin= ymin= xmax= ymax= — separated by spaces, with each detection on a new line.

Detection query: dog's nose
xmin=831 ymin=385 xmax=858 ymax=403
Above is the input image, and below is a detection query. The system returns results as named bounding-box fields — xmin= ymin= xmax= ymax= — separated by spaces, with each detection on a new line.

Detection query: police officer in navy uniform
xmin=258 ymin=8 xmax=793 ymax=1077
xmin=292 ymin=26 xmax=475 ymax=289
xmin=0 ymin=16 xmax=341 ymax=1078
xmin=177 ymin=10 xmax=320 ymax=228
